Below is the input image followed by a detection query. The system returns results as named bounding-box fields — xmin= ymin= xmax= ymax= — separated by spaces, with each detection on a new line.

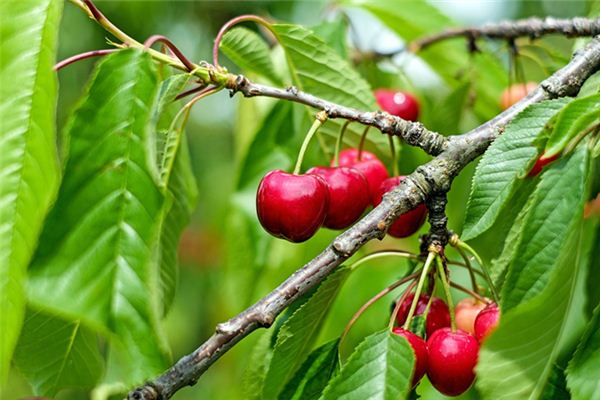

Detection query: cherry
xmin=307 ymin=166 xmax=370 ymax=229
xmin=528 ymin=152 xmax=560 ymax=177
xmin=500 ymin=82 xmax=537 ymax=110
xmin=375 ymin=89 xmax=420 ymax=121
xmin=455 ymin=298 xmax=488 ymax=335
xmin=333 ymin=148 xmax=389 ymax=206
xmin=395 ymin=293 xmax=451 ymax=337
xmin=474 ymin=303 xmax=500 ymax=342
xmin=427 ymin=328 xmax=479 ymax=396
xmin=373 ymin=177 xmax=428 ymax=238
xmin=392 ymin=327 xmax=428 ymax=387
xmin=256 ymin=170 xmax=329 ymax=242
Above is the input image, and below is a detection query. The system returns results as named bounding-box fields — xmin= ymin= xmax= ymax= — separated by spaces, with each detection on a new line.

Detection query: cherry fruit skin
xmin=395 ymin=293 xmax=451 ymax=337
xmin=334 ymin=149 xmax=389 ymax=206
xmin=392 ymin=327 xmax=428 ymax=387
xmin=455 ymin=298 xmax=488 ymax=334
xmin=474 ymin=303 xmax=500 ymax=342
xmin=307 ymin=166 xmax=370 ymax=229
xmin=375 ymin=89 xmax=420 ymax=121
xmin=500 ymin=82 xmax=537 ymax=110
xmin=256 ymin=170 xmax=329 ymax=242
xmin=374 ymin=177 xmax=428 ymax=238
xmin=427 ymin=328 xmax=480 ymax=397
xmin=528 ymin=152 xmax=560 ymax=177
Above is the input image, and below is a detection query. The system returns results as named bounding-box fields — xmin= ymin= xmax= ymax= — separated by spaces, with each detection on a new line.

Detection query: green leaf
xmin=263 ymin=267 xmax=350 ymax=399
xmin=27 ymin=50 xmax=169 ymax=383
xmin=13 ymin=309 xmax=103 ymax=396
xmin=545 ymin=93 xmax=600 ymax=158
xmin=567 ymin=301 xmax=600 ymax=399
xmin=501 ymin=146 xmax=590 ymax=310
xmin=220 ymin=27 xmax=282 ymax=85
xmin=462 ymin=99 xmax=569 ymax=240
xmin=577 ymin=70 xmax=600 ymax=97
xmin=320 ymin=330 xmax=414 ymax=400
xmin=0 ymin=0 xmax=62 ymax=381
xmin=279 ymin=339 xmax=340 ymax=400
xmin=541 ymin=363 xmax=570 ymax=400
xmin=476 ymin=150 xmax=591 ymax=400
xmin=311 ymin=19 xmax=349 ymax=60
xmin=243 ymin=330 xmax=275 ymax=400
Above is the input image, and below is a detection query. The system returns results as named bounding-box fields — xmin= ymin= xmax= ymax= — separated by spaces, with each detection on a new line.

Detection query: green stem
xmin=389 ymin=280 xmax=418 ymax=330
xmin=388 ymin=135 xmax=399 ymax=176
xmin=349 ymin=250 xmax=419 ymax=271
xmin=402 ymin=252 xmax=436 ymax=330
xmin=457 ymin=240 xmax=499 ymax=302
xmin=357 ymin=126 xmax=371 ymax=161
xmin=293 ymin=112 xmax=327 ymax=175
xmin=436 ymin=256 xmax=456 ymax=331
xmin=454 ymin=245 xmax=479 ymax=295
xmin=335 ymin=121 xmax=351 ymax=167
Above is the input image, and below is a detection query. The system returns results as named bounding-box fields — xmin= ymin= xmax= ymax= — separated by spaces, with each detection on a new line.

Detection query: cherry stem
xmin=402 ymin=251 xmax=436 ymax=330
xmin=450 ymin=282 xmax=490 ymax=304
xmin=213 ymin=15 xmax=276 ymax=69
xmin=335 ymin=121 xmax=351 ymax=167
xmin=436 ymin=256 xmax=456 ymax=331
xmin=349 ymin=250 xmax=419 ymax=271
xmin=175 ymin=84 xmax=209 ymax=101
xmin=340 ymin=272 xmax=419 ymax=350
xmin=447 ymin=260 xmax=485 ymax=278
xmin=357 ymin=126 xmax=370 ymax=161
xmin=389 ymin=280 xmax=418 ymax=331
xmin=293 ymin=111 xmax=328 ymax=175
xmin=419 ymin=282 xmax=436 ymax=327
xmin=456 ymin=240 xmax=499 ymax=302
xmin=564 ymin=122 xmax=600 ymax=155
xmin=454 ymin=245 xmax=479 ymax=295
xmin=143 ymin=35 xmax=195 ymax=72
xmin=54 ymin=49 xmax=118 ymax=71
xmin=388 ymin=135 xmax=399 ymax=176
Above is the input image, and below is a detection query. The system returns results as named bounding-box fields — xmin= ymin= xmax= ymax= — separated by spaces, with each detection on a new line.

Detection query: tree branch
xmin=411 ymin=17 xmax=600 ymax=52
xmin=128 ymin=36 xmax=600 ymax=400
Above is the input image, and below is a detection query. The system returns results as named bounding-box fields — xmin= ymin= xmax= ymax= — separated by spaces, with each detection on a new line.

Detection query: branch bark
xmin=128 ymin=36 xmax=600 ymax=400
xmin=411 ymin=17 xmax=600 ymax=52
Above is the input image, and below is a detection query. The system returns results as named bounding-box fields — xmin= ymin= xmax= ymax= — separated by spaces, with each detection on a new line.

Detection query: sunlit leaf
xmin=567 ymin=302 xmax=600 ymax=400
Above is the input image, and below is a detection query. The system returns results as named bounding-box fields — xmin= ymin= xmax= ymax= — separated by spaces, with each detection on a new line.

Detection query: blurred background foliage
xmin=6 ymin=0 xmax=596 ymax=399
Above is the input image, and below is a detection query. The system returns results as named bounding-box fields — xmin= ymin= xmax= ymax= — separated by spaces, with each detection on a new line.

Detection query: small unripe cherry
xmin=455 ymin=297 xmax=488 ymax=334
xmin=426 ymin=328 xmax=479 ymax=396
xmin=500 ymin=82 xmax=537 ymax=110
xmin=307 ymin=166 xmax=370 ymax=229
xmin=528 ymin=152 xmax=560 ymax=177
xmin=334 ymin=148 xmax=389 ymax=206
xmin=395 ymin=293 xmax=451 ymax=337
xmin=474 ymin=303 xmax=500 ymax=342
xmin=392 ymin=327 xmax=428 ymax=387
xmin=375 ymin=89 xmax=420 ymax=121
xmin=374 ymin=177 xmax=428 ymax=238
xmin=256 ymin=170 xmax=329 ymax=242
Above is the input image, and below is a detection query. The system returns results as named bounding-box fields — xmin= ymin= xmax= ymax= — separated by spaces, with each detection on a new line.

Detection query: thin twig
xmin=54 ymin=49 xmax=118 ymax=71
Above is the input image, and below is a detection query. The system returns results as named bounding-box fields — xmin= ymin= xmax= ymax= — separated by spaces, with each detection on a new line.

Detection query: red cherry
xmin=392 ymin=327 xmax=428 ymax=387
xmin=500 ymin=82 xmax=537 ymax=110
xmin=307 ymin=166 xmax=370 ymax=229
xmin=528 ymin=152 xmax=560 ymax=177
xmin=474 ymin=303 xmax=500 ymax=342
xmin=375 ymin=89 xmax=420 ymax=121
xmin=256 ymin=170 xmax=329 ymax=242
xmin=427 ymin=328 xmax=479 ymax=396
xmin=334 ymin=149 xmax=389 ymax=206
xmin=373 ymin=177 xmax=428 ymax=238
xmin=455 ymin=298 xmax=488 ymax=335
xmin=395 ymin=293 xmax=451 ymax=337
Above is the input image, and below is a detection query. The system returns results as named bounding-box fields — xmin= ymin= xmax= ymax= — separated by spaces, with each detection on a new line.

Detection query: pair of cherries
xmin=392 ymin=294 xmax=500 ymax=396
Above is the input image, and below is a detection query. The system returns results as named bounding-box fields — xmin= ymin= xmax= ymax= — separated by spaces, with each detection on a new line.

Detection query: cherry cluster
xmin=256 ymin=90 xmax=426 ymax=242
xmin=392 ymin=294 xmax=500 ymax=396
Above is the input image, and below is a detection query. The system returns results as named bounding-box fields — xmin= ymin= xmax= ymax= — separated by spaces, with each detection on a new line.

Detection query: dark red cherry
xmin=395 ymin=293 xmax=451 ymax=337
xmin=474 ymin=303 xmax=500 ymax=342
xmin=256 ymin=170 xmax=329 ymax=242
xmin=307 ymin=166 xmax=370 ymax=229
xmin=334 ymin=149 xmax=389 ymax=206
xmin=375 ymin=89 xmax=420 ymax=121
xmin=528 ymin=152 xmax=560 ymax=177
xmin=427 ymin=328 xmax=479 ymax=396
xmin=392 ymin=327 xmax=428 ymax=387
xmin=374 ymin=177 xmax=428 ymax=238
